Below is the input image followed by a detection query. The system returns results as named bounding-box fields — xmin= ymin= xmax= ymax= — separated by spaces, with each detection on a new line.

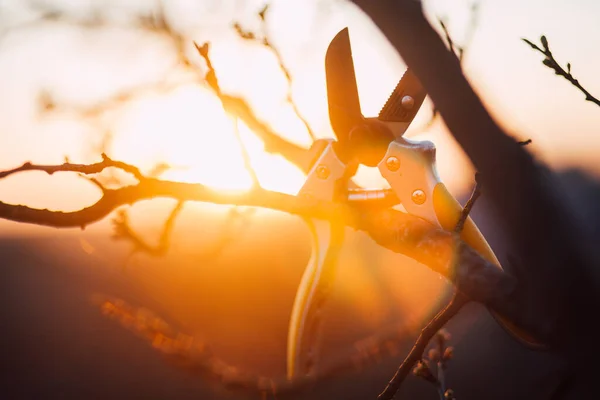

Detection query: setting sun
xmin=109 ymin=82 xmax=307 ymax=194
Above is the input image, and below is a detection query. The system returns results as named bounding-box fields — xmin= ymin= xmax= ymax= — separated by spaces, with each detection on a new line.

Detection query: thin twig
xmin=95 ymin=294 xmax=418 ymax=396
xmin=439 ymin=20 xmax=459 ymax=59
xmin=454 ymin=172 xmax=482 ymax=234
xmin=518 ymin=139 xmax=532 ymax=146
xmin=378 ymin=293 xmax=469 ymax=400
xmin=379 ymin=171 xmax=482 ymax=400
xmin=416 ymin=3 xmax=480 ymax=132
xmin=459 ymin=2 xmax=480 ymax=62
xmin=194 ymin=41 xmax=312 ymax=172
xmin=234 ymin=5 xmax=317 ymax=141
xmin=78 ymin=174 xmax=107 ymax=193
xmin=231 ymin=118 xmax=260 ymax=187
xmin=522 ymin=35 xmax=600 ymax=107
xmin=34 ymin=5 xmax=314 ymax=174
xmin=111 ymin=201 xmax=185 ymax=257
xmin=27 ymin=3 xmax=314 ymax=266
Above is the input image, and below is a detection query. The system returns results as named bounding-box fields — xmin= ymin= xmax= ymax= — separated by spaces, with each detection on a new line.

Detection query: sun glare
xmin=110 ymin=82 xmax=306 ymax=195
xmin=101 ymin=10 xmax=472 ymax=205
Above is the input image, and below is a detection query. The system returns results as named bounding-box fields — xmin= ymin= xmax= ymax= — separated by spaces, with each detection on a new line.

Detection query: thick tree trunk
xmin=350 ymin=0 xmax=599 ymax=363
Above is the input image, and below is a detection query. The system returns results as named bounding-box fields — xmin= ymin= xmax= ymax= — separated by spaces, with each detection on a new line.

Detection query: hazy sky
xmin=0 ymin=0 xmax=599 ymax=234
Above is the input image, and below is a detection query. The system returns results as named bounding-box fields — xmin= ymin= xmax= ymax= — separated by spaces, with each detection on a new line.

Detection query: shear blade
xmin=378 ymin=68 xmax=427 ymax=123
xmin=325 ymin=28 xmax=364 ymax=147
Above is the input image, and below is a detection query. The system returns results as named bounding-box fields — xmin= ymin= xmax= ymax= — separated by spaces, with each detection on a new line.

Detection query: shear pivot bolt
xmin=402 ymin=95 xmax=415 ymax=109
xmin=316 ymin=165 xmax=330 ymax=179
xmin=411 ymin=189 xmax=426 ymax=205
xmin=386 ymin=156 xmax=400 ymax=172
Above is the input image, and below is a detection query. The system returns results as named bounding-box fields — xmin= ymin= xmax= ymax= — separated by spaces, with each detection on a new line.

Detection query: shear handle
xmin=378 ymin=137 xmax=544 ymax=347
xmin=287 ymin=140 xmax=348 ymax=380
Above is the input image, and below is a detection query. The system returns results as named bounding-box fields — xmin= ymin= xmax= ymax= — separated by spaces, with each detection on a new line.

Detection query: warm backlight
xmin=109 ymin=84 xmax=306 ymax=194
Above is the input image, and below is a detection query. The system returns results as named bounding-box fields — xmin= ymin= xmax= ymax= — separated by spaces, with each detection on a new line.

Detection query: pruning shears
xmin=286 ymin=28 xmax=538 ymax=380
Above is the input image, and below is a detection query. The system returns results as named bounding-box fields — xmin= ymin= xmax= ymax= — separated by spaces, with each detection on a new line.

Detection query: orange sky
xmin=0 ymin=0 xmax=599 ymax=235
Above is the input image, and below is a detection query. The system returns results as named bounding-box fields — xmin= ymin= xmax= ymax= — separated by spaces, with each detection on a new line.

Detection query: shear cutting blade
xmin=378 ymin=68 xmax=427 ymax=123
xmin=325 ymin=28 xmax=364 ymax=146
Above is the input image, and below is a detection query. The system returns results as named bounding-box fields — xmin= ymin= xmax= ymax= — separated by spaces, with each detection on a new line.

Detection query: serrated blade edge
xmin=378 ymin=68 xmax=426 ymax=123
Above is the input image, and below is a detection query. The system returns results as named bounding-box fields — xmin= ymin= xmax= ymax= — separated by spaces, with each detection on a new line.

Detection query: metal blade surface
xmin=325 ymin=27 xmax=364 ymax=146
xmin=378 ymin=68 xmax=427 ymax=124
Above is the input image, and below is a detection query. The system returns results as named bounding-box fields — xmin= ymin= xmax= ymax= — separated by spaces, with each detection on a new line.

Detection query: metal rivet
xmin=386 ymin=156 xmax=400 ymax=172
xmin=402 ymin=95 xmax=415 ymax=109
xmin=316 ymin=165 xmax=330 ymax=179
xmin=412 ymin=189 xmax=426 ymax=205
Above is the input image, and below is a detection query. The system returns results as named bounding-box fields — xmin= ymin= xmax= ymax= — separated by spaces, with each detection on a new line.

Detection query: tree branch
xmin=14 ymin=2 xmax=351 ymax=268
xmin=522 ymin=36 xmax=600 ymax=107
xmin=96 ymin=294 xmax=419 ymax=396
xmin=378 ymin=293 xmax=468 ymax=400
xmin=350 ymin=0 xmax=598 ymax=363
xmin=378 ymin=171 xmax=483 ymax=399
xmin=111 ymin=201 xmax=184 ymax=257
xmin=231 ymin=117 xmax=260 ymax=187
xmin=0 ymin=153 xmax=144 ymax=182
xmin=453 ymin=172 xmax=482 ymax=234
xmin=28 ymin=3 xmax=319 ymax=260
xmin=439 ymin=20 xmax=459 ymax=60
xmin=3 ymin=157 xmax=519 ymax=397
xmin=234 ymin=4 xmax=317 ymax=141
xmin=413 ymin=4 xmax=480 ymax=132
xmin=33 ymin=3 xmax=316 ymax=174
xmin=0 ymin=157 xmax=526 ymax=320
xmin=194 ymin=41 xmax=313 ymax=173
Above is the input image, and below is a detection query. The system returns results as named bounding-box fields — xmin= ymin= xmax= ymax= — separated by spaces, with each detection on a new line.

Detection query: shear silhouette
xmin=287 ymin=27 xmax=539 ymax=380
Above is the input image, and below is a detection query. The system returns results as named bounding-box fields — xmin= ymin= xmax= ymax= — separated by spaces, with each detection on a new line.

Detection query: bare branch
xmin=351 ymin=0 xmax=599 ymax=358
xmin=95 ymin=294 xmax=418 ymax=396
xmin=518 ymin=139 xmax=532 ymax=146
xmin=414 ymin=4 xmax=480 ymax=132
xmin=0 ymin=153 xmax=144 ymax=182
xmin=32 ymin=4 xmax=315 ymax=175
xmin=234 ymin=5 xmax=317 ymax=140
xmin=454 ymin=172 xmax=482 ymax=234
xmin=439 ymin=20 xmax=459 ymax=59
xmin=12 ymin=3 xmax=339 ymax=280
xmin=111 ymin=201 xmax=185 ymax=257
xmin=35 ymin=2 xmax=195 ymax=122
xmin=231 ymin=118 xmax=260 ymax=187
xmin=194 ymin=41 xmax=313 ymax=172
xmin=378 ymin=293 xmax=469 ymax=400
xmin=458 ymin=2 xmax=480 ymax=62
xmin=146 ymin=162 xmax=172 ymax=179
xmin=522 ymin=35 xmax=600 ymax=107
xmin=0 ymin=157 xmax=526 ymax=321
xmin=78 ymin=174 xmax=107 ymax=193
xmin=379 ymin=156 xmax=481 ymax=399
